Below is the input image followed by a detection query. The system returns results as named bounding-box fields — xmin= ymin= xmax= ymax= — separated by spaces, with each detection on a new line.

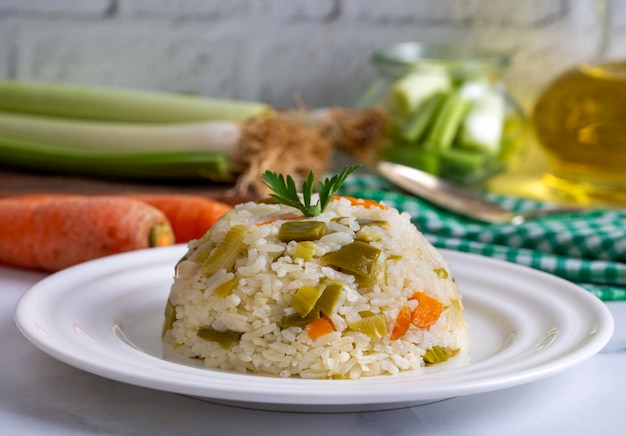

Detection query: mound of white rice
xmin=163 ymin=196 xmax=466 ymax=379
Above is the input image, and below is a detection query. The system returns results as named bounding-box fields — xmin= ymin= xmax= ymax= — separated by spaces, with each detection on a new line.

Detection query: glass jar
xmin=533 ymin=0 xmax=626 ymax=205
xmin=358 ymin=42 xmax=526 ymax=187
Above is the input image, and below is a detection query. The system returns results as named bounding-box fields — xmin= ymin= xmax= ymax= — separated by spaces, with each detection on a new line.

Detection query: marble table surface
xmin=2 ymin=263 xmax=624 ymax=436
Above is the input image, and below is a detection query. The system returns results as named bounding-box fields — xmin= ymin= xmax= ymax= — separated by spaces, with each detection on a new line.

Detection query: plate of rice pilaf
xmin=16 ymin=219 xmax=613 ymax=411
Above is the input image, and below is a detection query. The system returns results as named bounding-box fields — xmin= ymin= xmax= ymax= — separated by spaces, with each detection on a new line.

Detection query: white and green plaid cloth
xmin=339 ymin=174 xmax=626 ymax=301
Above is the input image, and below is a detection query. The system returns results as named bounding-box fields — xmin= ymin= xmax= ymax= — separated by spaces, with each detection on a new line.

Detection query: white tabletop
xmin=2 ymin=263 xmax=624 ymax=436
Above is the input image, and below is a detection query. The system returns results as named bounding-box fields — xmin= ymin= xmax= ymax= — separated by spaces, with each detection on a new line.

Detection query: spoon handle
xmin=377 ymin=161 xmax=516 ymax=224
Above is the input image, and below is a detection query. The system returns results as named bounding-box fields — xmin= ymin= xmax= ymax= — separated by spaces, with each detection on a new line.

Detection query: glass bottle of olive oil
xmin=533 ymin=62 xmax=626 ymax=203
xmin=533 ymin=0 xmax=626 ymax=204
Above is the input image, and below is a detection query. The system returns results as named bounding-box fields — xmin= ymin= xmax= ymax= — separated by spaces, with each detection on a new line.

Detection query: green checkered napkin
xmin=339 ymin=174 xmax=626 ymax=301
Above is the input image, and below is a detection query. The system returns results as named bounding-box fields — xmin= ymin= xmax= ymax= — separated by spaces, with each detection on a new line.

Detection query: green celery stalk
xmin=401 ymin=92 xmax=445 ymax=142
xmin=382 ymin=144 xmax=441 ymax=175
xmin=0 ymin=80 xmax=269 ymax=123
xmin=439 ymin=147 xmax=501 ymax=184
xmin=425 ymin=91 xmax=471 ymax=151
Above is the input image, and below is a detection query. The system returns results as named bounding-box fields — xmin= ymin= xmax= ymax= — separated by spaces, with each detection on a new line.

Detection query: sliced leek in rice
xmin=278 ymin=220 xmax=327 ymax=242
xmin=293 ymin=241 xmax=316 ymax=260
xmin=278 ymin=309 xmax=321 ymax=329
xmin=434 ymin=267 xmax=449 ymax=279
xmin=347 ymin=314 xmax=388 ymax=339
xmin=355 ymin=219 xmax=389 ymax=242
xmin=213 ymin=277 xmax=240 ymax=298
xmin=356 ymin=219 xmax=390 ymax=229
xmin=423 ymin=346 xmax=460 ymax=365
xmin=320 ymin=240 xmax=381 ymax=285
xmin=355 ymin=230 xmax=383 ymax=242
xmin=315 ymin=282 xmax=343 ymax=316
xmin=196 ymin=326 xmax=243 ymax=349
xmin=194 ymin=244 xmax=214 ymax=265
xmin=291 ymin=285 xmax=325 ymax=317
xmin=199 ymin=225 xmax=247 ymax=277
xmin=162 ymin=299 xmax=177 ymax=338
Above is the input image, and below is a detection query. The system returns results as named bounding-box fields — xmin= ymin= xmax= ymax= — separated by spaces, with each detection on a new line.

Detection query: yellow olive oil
xmin=533 ymin=61 xmax=626 ymax=203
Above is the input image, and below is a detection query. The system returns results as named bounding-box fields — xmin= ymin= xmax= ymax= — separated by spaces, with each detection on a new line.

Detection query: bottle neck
xmin=593 ymin=0 xmax=613 ymax=64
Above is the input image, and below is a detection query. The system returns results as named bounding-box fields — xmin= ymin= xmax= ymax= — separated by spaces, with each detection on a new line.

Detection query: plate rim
xmin=14 ymin=245 xmax=615 ymax=410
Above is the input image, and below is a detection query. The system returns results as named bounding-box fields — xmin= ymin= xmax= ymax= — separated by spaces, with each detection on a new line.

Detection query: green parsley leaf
xmin=261 ymin=165 xmax=360 ymax=217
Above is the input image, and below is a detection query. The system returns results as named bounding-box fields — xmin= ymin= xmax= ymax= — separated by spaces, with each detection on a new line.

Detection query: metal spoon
xmin=377 ymin=161 xmax=588 ymax=225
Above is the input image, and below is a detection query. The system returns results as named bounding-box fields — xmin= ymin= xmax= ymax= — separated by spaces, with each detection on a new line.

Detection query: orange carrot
xmin=331 ymin=196 xmax=388 ymax=210
xmin=12 ymin=193 xmax=231 ymax=243
xmin=409 ymin=292 xmax=444 ymax=329
xmin=307 ymin=316 xmax=336 ymax=339
xmin=390 ymin=305 xmax=412 ymax=340
xmin=256 ymin=214 xmax=304 ymax=227
xmin=0 ymin=195 xmax=174 ymax=272
xmin=126 ymin=194 xmax=232 ymax=243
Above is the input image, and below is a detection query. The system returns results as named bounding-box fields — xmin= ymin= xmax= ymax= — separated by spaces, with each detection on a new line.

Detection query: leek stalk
xmin=0 ymin=81 xmax=264 ymax=182
xmin=0 ymin=111 xmax=241 ymax=157
xmin=0 ymin=111 xmax=238 ymax=180
xmin=0 ymin=137 xmax=231 ymax=180
xmin=0 ymin=81 xmax=388 ymax=194
xmin=0 ymin=80 xmax=269 ymax=123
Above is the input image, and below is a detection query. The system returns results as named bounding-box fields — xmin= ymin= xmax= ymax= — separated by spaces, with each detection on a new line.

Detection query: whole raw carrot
xmin=11 ymin=193 xmax=232 ymax=243
xmin=127 ymin=194 xmax=232 ymax=243
xmin=0 ymin=195 xmax=174 ymax=272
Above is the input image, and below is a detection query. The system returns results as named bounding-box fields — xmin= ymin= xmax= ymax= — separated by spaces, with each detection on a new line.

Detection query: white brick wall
xmin=117 ymin=0 xmax=337 ymax=21
xmin=0 ymin=0 xmax=111 ymax=17
xmin=0 ymin=0 xmax=624 ymax=111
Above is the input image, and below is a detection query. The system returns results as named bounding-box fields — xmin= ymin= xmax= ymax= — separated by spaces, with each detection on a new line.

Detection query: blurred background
xmin=1 ymin=0 xmax=625 ymax=201
xmin=0 ymin=0 xmax=623 ymax=113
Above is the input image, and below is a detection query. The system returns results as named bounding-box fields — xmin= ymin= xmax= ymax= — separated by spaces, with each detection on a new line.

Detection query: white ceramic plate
xmin=15 ymin=246 xmax=614 ymax=413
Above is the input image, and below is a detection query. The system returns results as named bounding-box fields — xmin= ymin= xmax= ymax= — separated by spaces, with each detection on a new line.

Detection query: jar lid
xmin=372 ymin=42 xmax=510 ymax=78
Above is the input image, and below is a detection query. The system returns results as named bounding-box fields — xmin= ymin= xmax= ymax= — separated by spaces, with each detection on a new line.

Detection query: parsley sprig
xmin=261 ymin=165 xmax=360 ymax=217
